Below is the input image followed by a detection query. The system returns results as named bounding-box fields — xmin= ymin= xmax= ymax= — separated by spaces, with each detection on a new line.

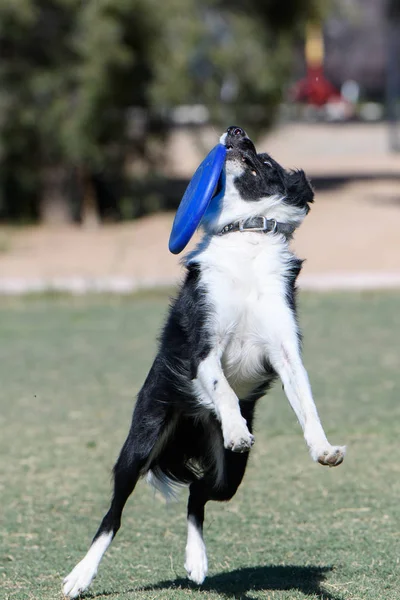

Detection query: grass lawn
xmin=1 ymin=291 xmax=399 ymax=600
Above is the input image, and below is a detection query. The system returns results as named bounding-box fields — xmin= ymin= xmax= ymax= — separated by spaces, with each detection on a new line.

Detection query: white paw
xmin=223 ymin=418 xmax=254 ymax=453
xmin=63 ymin=559 xmax=97 ymax=598
xmin=185 ymin=540 xmax=208 ymax=585
xmin=311 ymin=444 xmax=346 ymax=467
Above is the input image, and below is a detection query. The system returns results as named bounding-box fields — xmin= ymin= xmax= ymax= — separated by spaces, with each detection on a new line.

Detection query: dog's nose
xmin=226 ymin=126 xmax=246 ymax=139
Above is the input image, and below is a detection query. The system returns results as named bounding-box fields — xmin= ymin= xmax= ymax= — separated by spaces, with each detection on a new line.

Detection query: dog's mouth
xmin=226 ymin=145 xmax=258 ymax=176
xmin=210 ymin=127 xmax=260 ymax=202
xmin=224 ymin=128 xmax=259 ymax=176
xmin=238 ymin=153 xmax=258 ymax=176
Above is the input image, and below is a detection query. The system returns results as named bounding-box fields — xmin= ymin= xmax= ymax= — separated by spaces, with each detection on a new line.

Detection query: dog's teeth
xmin=251 ymin=170 xmax=257 ymax=176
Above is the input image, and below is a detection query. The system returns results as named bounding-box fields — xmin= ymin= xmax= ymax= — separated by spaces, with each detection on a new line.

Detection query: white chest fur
xmin=189 ymin=232 xmax=298 ymax=398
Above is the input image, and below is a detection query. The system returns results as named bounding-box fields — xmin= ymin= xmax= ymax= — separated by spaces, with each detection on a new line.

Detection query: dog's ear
xmin=285 ymin=169 xmax=314 ymax=212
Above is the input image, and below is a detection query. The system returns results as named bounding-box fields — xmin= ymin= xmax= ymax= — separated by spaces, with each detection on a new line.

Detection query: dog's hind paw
xmin=313 ymin=445 xmax=346 ymax=467
xmin=185 ymin=546 xmax=208 ymax=585
xmin=63 ymin=560 xmax=97 ymax=598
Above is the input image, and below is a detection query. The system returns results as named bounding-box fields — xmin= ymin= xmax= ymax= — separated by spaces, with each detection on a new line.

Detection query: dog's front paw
xmin=312 ymin=444 xmax=346 ymax=467
xmin=223 ymin=419 xmax=254 ymax=453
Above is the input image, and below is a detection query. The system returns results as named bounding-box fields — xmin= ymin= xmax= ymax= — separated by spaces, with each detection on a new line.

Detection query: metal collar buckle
xmin=239 ymin=216 xmax=277 ymax=233
xmin=239 ymin=216 xmax=267 ymax=232
xmin=269 ymin=218 xmax=278 ymax=233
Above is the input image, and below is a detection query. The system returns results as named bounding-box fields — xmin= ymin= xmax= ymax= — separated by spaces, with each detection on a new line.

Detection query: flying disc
xmin=169 ymin=143 xmax=226 ymax=254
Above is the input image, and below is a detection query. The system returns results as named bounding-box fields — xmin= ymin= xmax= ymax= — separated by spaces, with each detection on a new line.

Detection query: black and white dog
xmin=63 ymin=126 xmax=345 ymax=598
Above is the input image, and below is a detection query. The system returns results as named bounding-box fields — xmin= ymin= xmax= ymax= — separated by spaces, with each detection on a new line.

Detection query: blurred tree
xmin=0 ymin=0 xmax=324 ymax=223
xmin=0 ymin=0 xmax=76 ymax=222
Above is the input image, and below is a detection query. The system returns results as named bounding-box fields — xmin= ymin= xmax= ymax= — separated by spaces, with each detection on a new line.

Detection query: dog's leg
xmin=63 ymin=450 xmax=142 ymax=598
xmin=63 ymin=398 xmax=167 ymax=598
xmin=194 ymin=353 xmax=254 ymax=452
xmin=268 ymin=314 xmax=345 ymax=467
xmin=186 ymin=470 xmax=252 ymax=584
xmin=185 ymin=491 xmax=207 ymax=585
xmin=185 ymin=411 xmax=253 ymax=584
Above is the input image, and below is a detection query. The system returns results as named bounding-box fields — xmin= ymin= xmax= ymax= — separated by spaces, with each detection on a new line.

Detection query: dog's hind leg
xmin=184 ymin=404 xmax=254 ymax=585
xmin=63 ymin=395 xmax=168 ymax=599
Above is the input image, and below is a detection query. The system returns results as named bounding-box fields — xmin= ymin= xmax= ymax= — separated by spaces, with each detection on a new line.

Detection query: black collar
xmin=217 ymin=216 xmax=295 ymax=238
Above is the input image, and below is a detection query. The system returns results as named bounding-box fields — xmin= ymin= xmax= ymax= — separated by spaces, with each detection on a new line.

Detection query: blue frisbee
xmin=169 ymin=143 xmax=226 ymax=254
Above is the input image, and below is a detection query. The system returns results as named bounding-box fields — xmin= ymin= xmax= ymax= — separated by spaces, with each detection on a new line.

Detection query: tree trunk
xmin=40 ymin=166 xmax=72 ymax=225
xmin=79 ymin=166 xmax=100 ymax=228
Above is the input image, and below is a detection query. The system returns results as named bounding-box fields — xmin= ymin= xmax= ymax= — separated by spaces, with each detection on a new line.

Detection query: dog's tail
xmin=146 ymin=468 xmax=186 ymax=501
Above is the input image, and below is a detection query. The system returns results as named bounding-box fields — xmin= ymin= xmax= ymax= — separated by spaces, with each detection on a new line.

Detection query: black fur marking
xmin=284 ymin=169 xmax=314 ymax=213
xmin=162 ymin=262 xmax=213 ymax=382
xmin=285 ymin=256 xmax=303 ymax=313
xmin=232 ymin=151 xmax=287 ymax=202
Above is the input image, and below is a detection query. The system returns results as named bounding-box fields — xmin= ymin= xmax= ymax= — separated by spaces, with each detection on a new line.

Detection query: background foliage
xmin=0 ymin=0 xmax=324 ymax=223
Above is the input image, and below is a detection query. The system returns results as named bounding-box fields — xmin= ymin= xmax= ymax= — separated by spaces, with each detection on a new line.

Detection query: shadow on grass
xmin=92 ymin=564 xmax=341 ymax=600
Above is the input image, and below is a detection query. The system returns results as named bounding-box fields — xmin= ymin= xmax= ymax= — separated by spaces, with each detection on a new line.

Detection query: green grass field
xmin=1 ymin=291 xmax=400 ymax=600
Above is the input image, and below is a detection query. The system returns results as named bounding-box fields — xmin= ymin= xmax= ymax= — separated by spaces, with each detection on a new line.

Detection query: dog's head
xmin=203 ymin=126 xmax=314 ymax=234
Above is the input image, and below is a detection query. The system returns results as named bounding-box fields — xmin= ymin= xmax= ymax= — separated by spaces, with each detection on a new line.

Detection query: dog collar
xmin=217 ymin=216 xmax=295 ymax=237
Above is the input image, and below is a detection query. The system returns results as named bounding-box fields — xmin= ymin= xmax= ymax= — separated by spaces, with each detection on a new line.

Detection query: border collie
xmin=63 ymin=126 xmax=345 ymax=598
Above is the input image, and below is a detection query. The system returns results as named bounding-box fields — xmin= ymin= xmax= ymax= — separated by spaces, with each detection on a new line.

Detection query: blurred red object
xmin=292 ymin=66 xmax=342 ymax=106
xmin=292 ymin=23 xmax=343 ymax=107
